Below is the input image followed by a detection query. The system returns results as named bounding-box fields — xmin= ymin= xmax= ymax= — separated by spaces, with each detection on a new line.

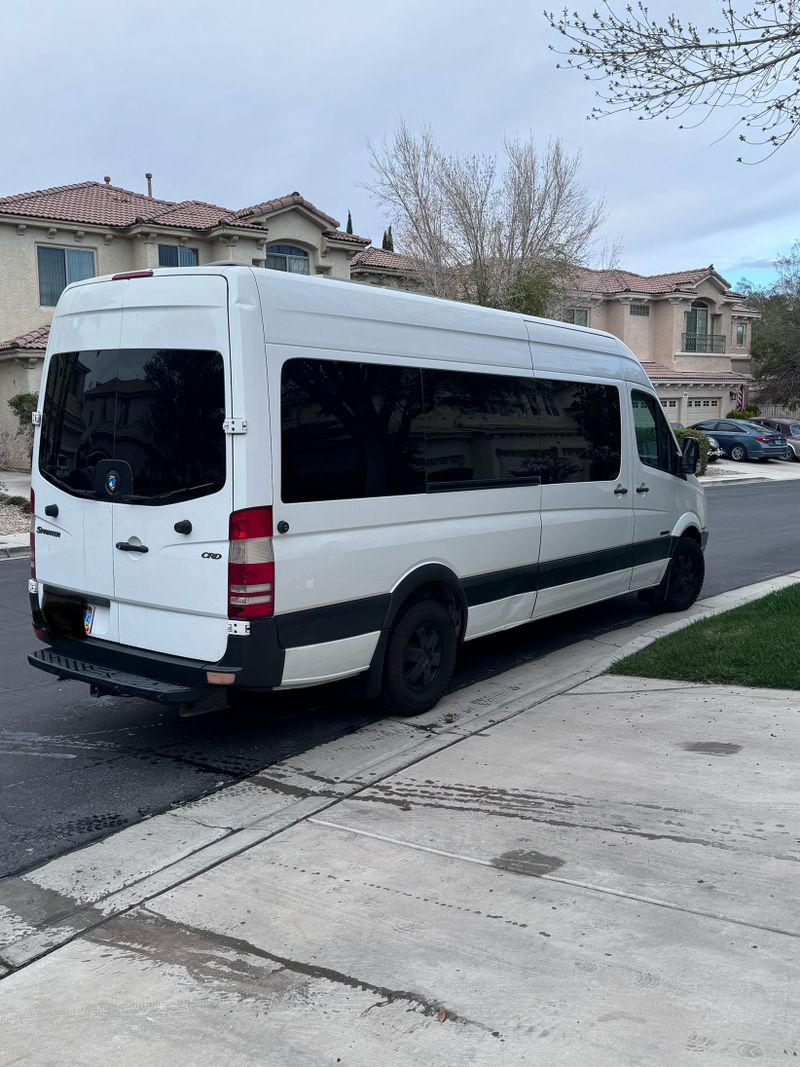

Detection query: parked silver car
xmin=750 ymin=417 xmax=800 ymax=461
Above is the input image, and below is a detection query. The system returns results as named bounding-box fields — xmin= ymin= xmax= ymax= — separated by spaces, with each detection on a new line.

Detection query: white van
xmin=28 ymin=266 xmax=707 ymax=715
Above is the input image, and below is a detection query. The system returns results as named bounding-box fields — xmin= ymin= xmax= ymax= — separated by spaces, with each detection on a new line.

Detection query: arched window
xmin=267 ymin=244 xmax=310 ymax=275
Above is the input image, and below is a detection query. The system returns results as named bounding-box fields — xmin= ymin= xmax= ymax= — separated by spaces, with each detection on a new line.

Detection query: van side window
xmin=532 ymin=378 xmax=621 ymax=484
xmin=280 ymin=359 xmax=622 ymax=501
xmin=632 ymin=390 xmax=676 ymax=473
xmin=421 ymin=369 xmax=541 ymax=488
xmin=281 ymin=360 xmax=426 ymax=502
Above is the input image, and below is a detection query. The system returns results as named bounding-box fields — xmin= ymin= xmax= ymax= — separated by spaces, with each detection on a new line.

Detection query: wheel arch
xmin=351 ymin=564 xmax=467 ymax=702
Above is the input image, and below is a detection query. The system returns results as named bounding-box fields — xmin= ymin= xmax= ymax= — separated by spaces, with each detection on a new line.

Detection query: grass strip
xmin=609 ymin=584 xmax=800 ymax=690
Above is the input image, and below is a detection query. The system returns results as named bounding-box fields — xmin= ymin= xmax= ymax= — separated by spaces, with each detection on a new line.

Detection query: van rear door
xmin=36 ymin=272 xmax=234 ymax=661
xmin=110 ymin=274 xmax=233 ymax=661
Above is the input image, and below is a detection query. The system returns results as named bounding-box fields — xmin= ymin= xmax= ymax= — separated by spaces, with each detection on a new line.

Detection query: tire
xmin=380 ymin=598 xmax=458 ymax=716
xmin=660 ymin=536 xmax=705 ymax=613
xmin=729 ymin=443 xmax=747 ymax=462
xmin=785 ymin=445 xmax=796 ymax=461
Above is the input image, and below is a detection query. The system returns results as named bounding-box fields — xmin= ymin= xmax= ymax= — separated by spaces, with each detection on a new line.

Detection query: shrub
xmin=673 ymin=426 xmax=709 ymax=475
xmin=8 ymin=392 xmax=38 ymax=428
xmin=725 ymin=406 xmax=760 ymax=420
xmin=0 ymin=494 xmax=30 ymax=512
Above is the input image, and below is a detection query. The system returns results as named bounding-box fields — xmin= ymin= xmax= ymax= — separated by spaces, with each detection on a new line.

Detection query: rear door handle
xmin=614 ymin=485 xmax=628 ymax=495
xmin=636 ymin=484 xmax=650 ymax=494
xmin=115 ymin=541 xmax=149 ymax=553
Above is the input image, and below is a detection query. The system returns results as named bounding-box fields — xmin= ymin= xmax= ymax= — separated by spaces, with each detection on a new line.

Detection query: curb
xmin=0 ymin=545 xmax=29 ymax=560
xmin=2 ymin=569 xmax=800 ymax=974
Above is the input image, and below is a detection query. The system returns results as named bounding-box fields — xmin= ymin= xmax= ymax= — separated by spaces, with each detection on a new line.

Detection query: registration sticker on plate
xmin=83 ymin=606 xmax=95 ymax=635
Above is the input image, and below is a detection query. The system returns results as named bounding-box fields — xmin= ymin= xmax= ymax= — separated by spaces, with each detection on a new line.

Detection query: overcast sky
xmin=3 ymin=0 xmax=796 ymax=291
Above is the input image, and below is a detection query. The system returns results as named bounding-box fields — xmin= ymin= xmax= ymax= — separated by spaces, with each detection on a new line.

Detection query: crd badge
xmin=202 ymin=551 xmax=222 ymax=560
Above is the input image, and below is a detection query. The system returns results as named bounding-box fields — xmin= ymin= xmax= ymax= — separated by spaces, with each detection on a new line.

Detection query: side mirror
xmin=680 ymin=437 xmax=700 ymax=475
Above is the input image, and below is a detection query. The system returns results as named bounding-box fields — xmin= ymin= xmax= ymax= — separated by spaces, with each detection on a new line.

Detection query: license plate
xmin=83 ymin=606 xmax=95 ymax=635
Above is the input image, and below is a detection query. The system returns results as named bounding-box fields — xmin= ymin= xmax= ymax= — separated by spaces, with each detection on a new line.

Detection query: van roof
xmin=67 ymin=265 xmax=652 ymax=385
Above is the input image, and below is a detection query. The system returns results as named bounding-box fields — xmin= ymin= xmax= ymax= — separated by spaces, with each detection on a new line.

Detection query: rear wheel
xmin=660 ymin=537 xmax=705 ymax=612
xmin=785 ymin=445 xmax=796 ymax=461
xmin=380 ymin=599 xmax=458 ymax=716
xmin=729 ymin=443 xmax=747 ymax=461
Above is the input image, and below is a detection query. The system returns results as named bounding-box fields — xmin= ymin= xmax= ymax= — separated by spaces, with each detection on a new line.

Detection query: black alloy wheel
xmin=661 ymin=536 xmax=705 ymax=612
xmin=380 ymin=599 xmax=458 ymax=716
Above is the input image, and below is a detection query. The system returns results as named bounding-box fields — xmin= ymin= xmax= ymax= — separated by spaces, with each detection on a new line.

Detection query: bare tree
xmin=365 ymin=122 xmax=605 ymax=312
xmin=545 ymin=1 xmax=800 ymax=161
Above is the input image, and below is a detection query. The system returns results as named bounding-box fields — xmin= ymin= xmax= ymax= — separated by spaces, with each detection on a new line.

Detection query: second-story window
xmin=267 ymin=244 xmax=310 ymax=274
xmin=736 ymin=322 xmax=747 ymax=347
xmin=158 ymin=245 xmax=199 ymax=267
xmin=37 ymin=246 xmax=95 ymax=306
xmin=565 ymin=308 xmax=588 ymax=327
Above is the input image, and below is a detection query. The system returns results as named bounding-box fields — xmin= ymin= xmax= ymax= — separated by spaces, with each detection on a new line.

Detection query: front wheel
xmin=380 ymin=599 xmax=458 ymax=716
xmin=785 ymin=445 xmax=796 ymax=461
xmin=729 ymin=444 xmax=747 ymax=462
xmin=660 ymin=537 xmax=705 ymax=612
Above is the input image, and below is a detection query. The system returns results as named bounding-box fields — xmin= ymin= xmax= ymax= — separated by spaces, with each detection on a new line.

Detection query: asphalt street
xmin=1 ymin=479 xmax=798 ymax=881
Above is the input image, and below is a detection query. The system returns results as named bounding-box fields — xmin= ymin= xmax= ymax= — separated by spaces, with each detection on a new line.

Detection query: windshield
xmin=39 ymin=349 xmax=226 ymax=504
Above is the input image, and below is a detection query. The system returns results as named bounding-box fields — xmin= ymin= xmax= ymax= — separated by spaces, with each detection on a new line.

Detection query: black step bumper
xmin=28 ymin=648 xmax=214 ymax=704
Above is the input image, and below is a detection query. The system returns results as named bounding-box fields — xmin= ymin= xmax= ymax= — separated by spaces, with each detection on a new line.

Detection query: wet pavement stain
xmin=86 ymin=909 xmax=500 ymax=1035
xmin=682 ymin=742 xmax=742 ymax=756
xmin=490 ymin=849 xmax=565 ymax=877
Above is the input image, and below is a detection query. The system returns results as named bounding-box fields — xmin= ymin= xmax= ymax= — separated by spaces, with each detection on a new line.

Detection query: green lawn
xmin=609 ymin=584 xmax=800 ymax=690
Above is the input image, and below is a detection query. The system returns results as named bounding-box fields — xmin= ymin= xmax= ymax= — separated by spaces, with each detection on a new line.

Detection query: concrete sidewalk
xmin=2 ymin=574 xmax=799 ymax=1065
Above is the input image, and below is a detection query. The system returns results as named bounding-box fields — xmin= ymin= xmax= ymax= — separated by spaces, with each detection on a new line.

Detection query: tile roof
xmin=574 ymin=266 xmax=725 ymax=296
xmin=350 ymin=247 xmax=417 ymax=272
xmin=234 ymin=192 xmax=339 ymax=229
xmin=0 ymin=181 xmax=175 ymax=228
xmin=640 ymin=360 xmax=751 ymax=382
xmin=0 ymin=324 xmax=50 ymax=352
xmin=325 ymin=229 xmax=371 ymax=246
xmin=0 ymin=182 xmax=337 ymax=234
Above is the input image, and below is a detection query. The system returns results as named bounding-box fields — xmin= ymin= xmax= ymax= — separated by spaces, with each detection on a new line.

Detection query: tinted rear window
xmin=39 ymin=349 xmax=226 ymax=504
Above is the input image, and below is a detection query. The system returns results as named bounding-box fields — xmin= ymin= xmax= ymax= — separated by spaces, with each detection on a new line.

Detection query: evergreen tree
xmin=385 ymin=225 xmax=394 ymax=252
xmin=346 ymin=211 xmax=353 ymax=235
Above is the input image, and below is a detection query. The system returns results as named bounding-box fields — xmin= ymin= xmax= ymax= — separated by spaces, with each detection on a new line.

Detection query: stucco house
xmin=0 ymin=178 xmax=369 ymax=465
xmin=565 ymin=267 xmax=756 ymax=425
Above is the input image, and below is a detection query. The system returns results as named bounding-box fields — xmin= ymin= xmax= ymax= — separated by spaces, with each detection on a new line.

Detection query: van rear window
xmin=39 ymin=349 xmax=226 ymax=504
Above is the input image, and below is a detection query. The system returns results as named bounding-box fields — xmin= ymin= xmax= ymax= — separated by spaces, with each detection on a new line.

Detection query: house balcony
xmin=681 ymin=333 xmax=726 ymax=354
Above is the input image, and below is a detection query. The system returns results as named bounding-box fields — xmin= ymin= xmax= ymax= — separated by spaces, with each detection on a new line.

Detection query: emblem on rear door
xmin=105 ymin=469 xmax=120 ymax=495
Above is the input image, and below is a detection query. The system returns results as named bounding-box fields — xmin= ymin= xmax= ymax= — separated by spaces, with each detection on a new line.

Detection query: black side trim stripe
xmin=463 ymin=565 xmax=539 ymax=605
xmin=274 ymin=537 xmax=675 ymax=648
xmin=276 ymin=594 xmax=390 ymax=649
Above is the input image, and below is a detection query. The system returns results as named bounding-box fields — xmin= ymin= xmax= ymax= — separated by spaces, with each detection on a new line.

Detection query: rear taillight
xmin=754 ymin=436 xmax=772 ymax=443
xmin=29 ymin=488 xmax=35 ymax=581
xmin=228 ymin=507 xmax=274 ymax=620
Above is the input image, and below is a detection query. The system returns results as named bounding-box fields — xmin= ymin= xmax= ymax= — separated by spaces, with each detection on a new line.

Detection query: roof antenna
xmin=146 ymin=172 xmax=153 ymax=198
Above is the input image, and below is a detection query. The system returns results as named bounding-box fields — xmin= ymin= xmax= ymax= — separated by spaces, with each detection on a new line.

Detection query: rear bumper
xmin=28 ymin=647 xmax=213 ymax=704
xmin=29 ymin=590 xmax=286 ymax=699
